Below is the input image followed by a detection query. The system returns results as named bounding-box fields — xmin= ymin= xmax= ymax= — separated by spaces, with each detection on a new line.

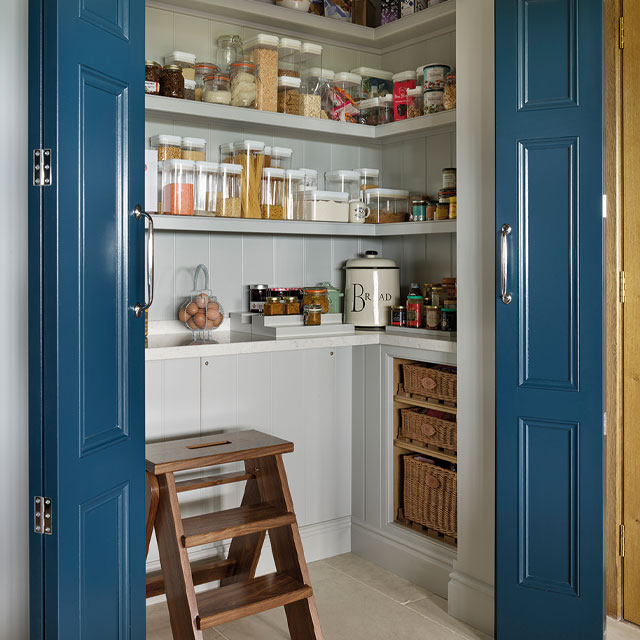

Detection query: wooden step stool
xmin=145 ymin=429 xmax=323 ymax=640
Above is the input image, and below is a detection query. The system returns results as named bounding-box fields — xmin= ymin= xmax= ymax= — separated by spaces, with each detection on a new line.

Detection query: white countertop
xmin=145 ymin=329 xmax=457 ymax=361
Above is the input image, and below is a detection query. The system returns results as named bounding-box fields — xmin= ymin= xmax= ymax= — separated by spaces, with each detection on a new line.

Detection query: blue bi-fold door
xmin=495 ymin=0 xmax=604 ymax=638
xmin=28 ymin=0 xmax=146 ymax=637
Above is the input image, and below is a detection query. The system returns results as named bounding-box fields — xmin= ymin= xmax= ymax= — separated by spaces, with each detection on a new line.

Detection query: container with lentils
xmin=150 ymin=134 xmax=182 ymax=161
xmin=160 ymin=65 xmax=184 ymax=99
xmin=145 ymin=60 xmax=161 ymax=95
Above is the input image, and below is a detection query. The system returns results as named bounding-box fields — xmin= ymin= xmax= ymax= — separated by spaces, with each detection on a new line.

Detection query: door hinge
xmin=620 ymin=524 xmax=625 ymax=557
xmin=620 ymin=271 xmax=626 ymax=303
xmin=34 ymin=496 xmax=52 ymax=535
xmin=620 ymin=16 xmax=625 ymax=49
xmin=33 ymin=149 xmax=52 ymax=187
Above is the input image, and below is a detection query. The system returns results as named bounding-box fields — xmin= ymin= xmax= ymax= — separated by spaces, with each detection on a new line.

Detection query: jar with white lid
xmin=278 ymin=38 xmax=301 ymax=78
xmin=392 ymin=70 xmax=416 ymax=121
xmin=261 ymin=168 xmax=286 ymax=220
xmin=407 ymin=87 xmax=423 ymax=118
xmin=150 ymin=134 xmax=182 ymax=161
xmin=217 ymin=163 xmax=243 ymax=217
xmin=299 ymin=168 xmax=319 ymax=197
xmin=278 ymin=76 xmax=301 ymax=115
xmin=418 ymin=63 xmax=451 ymax=91
xmin=355 ymin=168 xmax=380 ymax=195
xmin=246 ymin=34 xmax=280 ymax=112
xmin=364 ymin=188 xmax=410 ymax=223
xmin=350 ymin=66 xmax=393 ymax=101
xmin=203 ymin=74 xmax=231 ymax=105
xmin=301 ymin=67 xmax=334 ymax=118
xmin=164 ymin=51 xmax=197 ymax=81
xmin=194 ymin=161 xmax=219 ymax=215
xmin=303 ymin=190 xmax=349 ymax=222
xmin=333 ymin=72 xmax=362 ymax=115
xmin=195 ymin=62 xmax=219 ymax=101
xmin=270 ymin=147 xmax=293 ymax=171
xmin=380 ymin=94 xmax=394 ymax=124
xmin=264 ymin=146 xmax=272 ymax=168
xmin=216 ymin=35 xmax=243 ymax=75
xmin=219 ymin=142 xmax=234 ymax=164
xmin=325 ymin=170 xmax=360 ymax=201
xmin=181 ymin=137 xmax=206 ymax=162
xmin=358 ymin=97 xmax=381 ymax=126
xmin=184 ymin=79 xmax=196 ymax=100
xmin=229 ymin=61 xmax=258 ymax=108
xmin=233 ymin=140 xmax=266 ymax=218
xmin=162 ymin=159 xmax=195 ymax=216
xmin=284 ymin=169 xmax=304 ymax=220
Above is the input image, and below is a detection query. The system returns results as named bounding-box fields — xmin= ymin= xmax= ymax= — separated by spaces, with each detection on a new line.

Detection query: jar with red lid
xmin=195 ymin=62 xmax=219 ymax=101
xmin=391 ymin=305 xmax=406 ymax=327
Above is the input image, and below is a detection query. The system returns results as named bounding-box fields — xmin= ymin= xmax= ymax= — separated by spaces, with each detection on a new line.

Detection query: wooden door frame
xmin=605 ymin=0 xmax=623 ymax=620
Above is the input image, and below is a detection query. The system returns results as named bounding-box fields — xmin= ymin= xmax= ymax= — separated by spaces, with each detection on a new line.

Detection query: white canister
xmin=344 ymin=251 xmax=400 ymax=327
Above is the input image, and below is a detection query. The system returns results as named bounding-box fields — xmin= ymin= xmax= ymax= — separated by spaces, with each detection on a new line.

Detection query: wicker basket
xmin=402 ymin=363 xmax=457 ymax=402
xmin=403 ymin=455 xmax=457 ymax=537
xmin=400 ymin=407 xmax=457 ymax=452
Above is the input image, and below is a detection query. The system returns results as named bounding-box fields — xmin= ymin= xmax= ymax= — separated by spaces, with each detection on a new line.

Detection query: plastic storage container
xmin=303 ymin=191 xmax=349 ymax=222
xmin=419 ymin=63 xmax=451 ymax=90
xmin=407 ymin=87 xmax=423 ymax=118
xmin=444 ymin=72 xmax=456 ymax=110
xmin=164 ymin=51 xmax=197 ymax=81
xmin=160 ymin=65 xmax=184 ymax=98
xmin=216 ymin=163 xmax=243 ymax=217
xmin=356 ymin=168 xmax=380 ymax=194
xmin=145 ymin=61 xmax=161 ymax=95
xmin=261 ymin=168 xmax=286 ymax=219
xmin=233 ymin=140 xmax=266 ymax=218
xmin=219 ymin=142 xmax=234 ymax=164
xmin=301 ymin=68 xmax=334 ymax=118
xmin=358 ymin=98 xmax=381 ymax=125
xmin=194 ymin=161 xmax=218 ymax=215
xmin=195 ymin=62 xmax=219 ymax=101
xmin=216 ymin=35 xmax=243 ymax=74
xmin=230 ymin=61 xmax=258 ymax=107
xmin=284 ymin=169 xmax=304 ymax=220
xmin=364 ymin=188 xmax=410 ymax=223
xmin=324 ymin=0 xmax=352 ymax=20
xmin=380 ymin=94 xmax=394 ymax=123
xmin=325 ymin=170 xmax=360 ymax=201
xmin=264 ymin=146 xmax=272 ymax=168
xmin=332 ymin=72 xmax=361 ymax=123
xmin=203 ymin=74 xmax=231 ymax=104
xmin=392 ymin=70 xmax=416 ymax=121
xmin=151 ymin=134 xmax=182 ymax=161
xmin=278 ymin=38 xmax=301 ymax=78
xmin=270 ymin=147 xmax=293 ymax=170
xmin=350 ymin=67 xmax=394 ymax=100
xmin=424 ymin=88 xmax=444 ymax=113
xmin=278 ymin=76 xmax=301 ymax=115
xmin=299 ymin=168 xmax=319 ymax=195
xmin=162 ymin=159 xmax=196 ymax=216
xmin=246 ymin=34 xmax=280 ymax=112
xmin=181 ymin=137 xmax=206 ymax=161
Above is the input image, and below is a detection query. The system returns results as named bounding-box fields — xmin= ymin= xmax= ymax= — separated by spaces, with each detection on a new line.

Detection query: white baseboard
xmin=447 ymin=570 xmax=495 ymax=637
xmin=146 ymin=516 xmax=351 ymax=606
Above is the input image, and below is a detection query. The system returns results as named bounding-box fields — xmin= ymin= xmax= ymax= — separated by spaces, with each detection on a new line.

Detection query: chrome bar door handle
xmin=500 ymin=224 xmax=512 ymax=304
xmin=134 ymin=205 xmax=154 ymax=318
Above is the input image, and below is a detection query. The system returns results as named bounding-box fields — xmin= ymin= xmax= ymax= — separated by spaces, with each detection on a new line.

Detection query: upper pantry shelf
xmin=145 ymin=95 xmax=456 ymax=143
xmin=148 ymin=0 xmax=456 ymax=52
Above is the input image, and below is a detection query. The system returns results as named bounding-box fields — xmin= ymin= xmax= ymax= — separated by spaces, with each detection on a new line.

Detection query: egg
xmin=207 ymin=310 xmax=221 ymax=324
xmin=207 ymin=301 xmax=220 ymax=312
xmin=196 ymin=293 xmax=209 ymax=309
xmin=186 ymin=317 xmax=198 ymax=330
xmin=212 ymin=313 xmax=223 ymax=327
xmin=205 ymin=318 xmax=216 ymax=330
xmin=193 ymin=312 xmax=207 ymax=329
xmin=206 ymin=306 xmax=221 ymax=320
xmin=178 ymin=307 xmax=188 ymax=322
xmin=186 ymin=302 xmax=199 ymax=316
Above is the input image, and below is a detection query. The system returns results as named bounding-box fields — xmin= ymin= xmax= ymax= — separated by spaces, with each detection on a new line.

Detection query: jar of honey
xmin=264 ymin=296 xmax=285 ymax=316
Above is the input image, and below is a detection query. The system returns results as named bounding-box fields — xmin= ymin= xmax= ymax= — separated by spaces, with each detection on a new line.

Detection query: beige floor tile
xmin=608 ymin=617 xmax=640 ymax=640
xmin=324 ymin=553 xmax=429 ymax=605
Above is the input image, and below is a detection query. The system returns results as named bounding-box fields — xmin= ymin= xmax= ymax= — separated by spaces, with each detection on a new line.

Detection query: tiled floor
xmin=146 ymin=553 xmax=640 ymax=640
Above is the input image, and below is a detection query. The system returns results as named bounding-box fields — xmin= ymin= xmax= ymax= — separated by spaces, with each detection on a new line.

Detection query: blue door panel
xmin=496 ymin=0 xmax=603 ymax=637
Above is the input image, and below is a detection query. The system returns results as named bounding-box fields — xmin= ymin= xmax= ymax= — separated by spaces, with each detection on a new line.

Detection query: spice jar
xmin=380 ymin=94 xmax=394 ymax=124
xmin=246 ymin=34 xmax=280 ymax=112
xmin=230 ymin=61 xmax=258 ymax=108
xmin=194 ymin=161 xmax=218 ymax=216
xmin=426 ymin=201 xmax=437 ymax=220
xmin=145 ymin=60 xmax=161 ymax=95
xmin=261 ymin=168 xmax=285 ymax=220
xmin=184 ymin=79 xmax=196 ymax=100
xmin=278 ymin=38 xmax=301 ymax=78
xmin=278 ymin=76 xmax=301 ymax=115
xmin=150 ymin=134 xmax=182 ymax=161
xmin=164 ymin=51 xmax=196 ymax=81
xmin=410 ymin=197 xmax=427 ymax=221
xmin=161 ymin=159 xmax=195 ymax=216
xmin=391 ymin=305 xmax=407 ymax=327
xmin=160 ymin=65 xmax=184 ymax=99
xmin=270 ymin=147 xmax=293 ymax=170
xmin=358 ymin=98 xmax=381 ymax=125
xmin=392 ymin=70 xmax=416 ymax=121
xmin=425 ymin=88 xmax=445 ymax=114
xmin=249 ymin=285 xmax=269 ymax=312
xmin=203 ymin=74 xmax=231 ymax=104
xmin=425 ymin=305 xmax=441 ymax=330
xmin=264 ymin=296 xmax=285 ymax=316
xmin=406 ymin=296 xmax=423 ymax=328
xmin=284 ymin=296 xmax=301 ymax=315
xmin=304 ymin=304 xmax=323 ymax=326
xmin=181 ymin=137 xmax=206 ymax=162
xmin=407 ymin=87 xmax=423 ymax=118
xmin=234 ymin=140 xmax=265 ymax=219
xmin=443 ymin=72 xmax=456 ymax=110
xmin=441 ymin=307 xmax=456 ymax=332
xmin=284 ymin=169 xmax=304 ymax=220
xmin=195 ymin=62 xmax=219 ymax=101
xmin=216 ymin=35 xmax=244 ymax=75
xmin=302 ymin=287 xmax=330 ymax=314
xmin=216 ymin=163 xmax=243 ymax=217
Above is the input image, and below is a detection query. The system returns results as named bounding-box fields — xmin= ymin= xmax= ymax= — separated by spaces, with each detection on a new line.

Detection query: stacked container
xmin=261 ymin=168 xmax=286 ymax=219
xmin=278 ymin=38 xmax=301 ymax=78
xmin=299 ymin=43 xmax=323 ymax=117
xmin=364 ymin=188 xmax=410 ymax=223
xmin=246 ymin=34 xmax=280 ymax=112
xmin=194 ymin=162 xmax=218 ymax=215
xmin=234 ymin=140 xmax=266 ymax=218
xmin=270 ymin=147 xmax=293 ymax=170
xmin=350 ymin=67 xmax=393 ymax=100
xmin=164 ymin=51 xmax=197 ymax=81
xmin=217 ymin=164 xmax=243 ymax=217
xmin=278 ymin=76 xmax=302 ymax=115
xmin=284 ymin=169 xmax=305 ymax=220
xmin=301 ymin=68 xmax=334 ymax=119
xmin=181 ymin=137 xmax=206 ymax=161
xmin=332 ymin=72 xmax=362 ymax=123
xmin=162 ymin=159 xmax=196 ymax=216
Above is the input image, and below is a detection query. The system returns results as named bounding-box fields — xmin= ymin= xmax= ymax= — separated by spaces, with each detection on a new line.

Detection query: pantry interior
xmin=143 ymin=0 xmax=495 ymax=635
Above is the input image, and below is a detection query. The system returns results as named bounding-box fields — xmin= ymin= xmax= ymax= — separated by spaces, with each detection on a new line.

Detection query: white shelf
xmin=146 ymin=96 xmax=456 ymax=143
xmin=149 ymin=214 xmax=456 ymax=236
xmin=148 ymin=0 xmax=455 ymax=53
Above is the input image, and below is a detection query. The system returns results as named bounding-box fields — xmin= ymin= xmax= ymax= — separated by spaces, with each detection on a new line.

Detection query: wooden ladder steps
xmin=175 ymin=470 xmax=254 ymax=493
xmin=146 ymin=557 xmax=236 ymax=598
xmin=182 ymin=503 xmax=296 ymax=548
xmin=195 ymin=572 xmax=313 ymax=630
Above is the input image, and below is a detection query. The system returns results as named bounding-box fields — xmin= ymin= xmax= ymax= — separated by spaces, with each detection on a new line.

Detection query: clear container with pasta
xmin=216 ymin=163 xmax=243 ymax=217
xmin=194 ymin=161 xmax=218 ymax=216
xmin=233 ymin=140 xmax=266 ymax=218
xmin=261 ymin=168 xmax=285 ymax=220
xmin=246 ymin=34 xmax=280 ymax=112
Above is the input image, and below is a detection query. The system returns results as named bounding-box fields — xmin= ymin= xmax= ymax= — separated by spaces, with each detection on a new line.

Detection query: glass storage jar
xmin=270 ymin=147 xmax=293 ymax=170
xmin=364 ymin=188 xmax=410 ymax=223
xmin=443 ymin=72 xmax=456 ymax=110
xmin=284 ymin=296 xmax=301 ymax=314
xmin=358 ymin=98 xmax=381 ymax=125
xmin=230 ymin=61 xmax=258 ymax=107
xmin=145 ymin=60 xmax=161 ymax=95
xmin=164 ymin=51 xmax=197 ymax=81
xmin=195 ymin=62 xmax=219 ymax=101
xmin=301 ymin=68 xmax=334 ymax=118
xmin=302 ymin=288 xmax=330 ymax=314
xmin=332 ymin=72 xmax=361 ymax=123
xmin=184 ymin=79 xmax=196 ymax=100
xmin=216 ymin=35 xmax=243 ymax=74
xmin=233 ymin=140 xmax=266 ymax=218
xmin=162 ymin=159 xmax=195 ymax=216
xmin=380 ymin=94 xmax=394 ymax=123
xmin=304 ymin=304 xmax=323 ymax=325
xmin=203 ymin=74 xmax=231 ymax=104
xmin=216 ymin=163 xmax=243 ymax=217
xmin=194 ymin=161 xmax=218 ymax=216
xmin=246 ymin=34 xmax=280 ymax=112
xmin=181 ymin=137 xmax=206 ymax=162
xmin=278 ymin=76 xmax=301 ymax=115
xmin=303 ymin=191 xmax=349 ymax=222
xmin=150 ymin=134 xmax=182 ymax=161
xmin=325 ymin=170 xmax=360 ymax=201
xmin=356 ymin=168 xmax=380 ymax=195
xmin=264 ymin=296 xmax=285 ymax=316
xmin=160 ymin=65 xmax=184 ymax=98
xmin=278 ymin=38 xmax=301 ymax=78
xmin=284 ymin=169 xmax=304 ymax=220
xmin=261 ymin=168 xmax=285 ymax=220
xmin=407 ymin=87 xmax=423 ymax=118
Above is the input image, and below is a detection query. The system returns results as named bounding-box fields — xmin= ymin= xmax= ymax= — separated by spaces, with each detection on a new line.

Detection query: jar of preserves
xmin=261 ymin=168 xmax=285 ymax=220
xmin=406 ymin=295 xmax=423 ymax=328
xmin=160 ymin=65 xmax=184 ymax=98
xmin=443 ymin=72 xmax=456 ymax=110
xmin=278 ymin=76 xmax=301 ymax=115
xmin=145 ymin=60 xmax=161 ymax=95
xmin=304 ymin=304 xmax=323 ymax=326
xmin=426 ymin=201 xmax=437 ymax=220
xmin=216 ymin=35 xmax=244 ymax=75
xmin=441 ymin=307 xmax=456 ymax=331
xmin=431 ymin=286 xmax=445 ymax=307
xmin=302 ymin=287 xmax=330 ymax=314
xmin=284 ymin=296 xmax=301 ymax=314
xmin=249 ymin=285 xmax=270 ymax=313
xmin=203 ymin=74 xmax=231 ymax=105
xmin=230 ymin=61 xmax=258 ymax=108
xmin=216 ymin=163 xmax=243 ymax=217
xmin=195 ymin=62 xmax=219 ymax=101
xmin=436 ymin=202 xmax=449 ymax=220
xmin=391 ymin=305 xmax=406 ymax=326
xmin=161 ymin=159 xmax=195 ymax=216
xmin=425 ymin=305 xmax=441 ymax=330
xmin=264 ymin=296 xmax=285 ymax=316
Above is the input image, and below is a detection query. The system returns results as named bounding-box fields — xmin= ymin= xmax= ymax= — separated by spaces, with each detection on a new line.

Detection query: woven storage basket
xmin=402 ymin=363 xmax=457 ymax=402
xmin=403 ymin=455 xmax=457 ymax=537
xmin=400 ymin=407 xmax=457 ymax=452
